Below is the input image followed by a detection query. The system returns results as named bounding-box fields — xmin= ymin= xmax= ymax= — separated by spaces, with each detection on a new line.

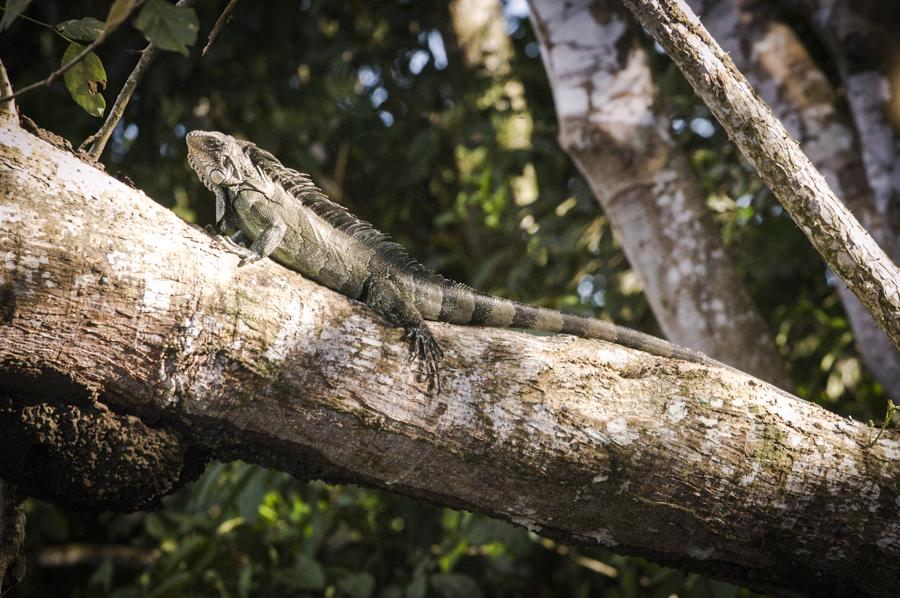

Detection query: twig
xmin=82 ymin=45 xmax=158 ymax=159
xmin=83 ymin=0 xmax=199 ymax=160
xmin=0 ymin=59 xmax=16 ymax=122
xmin=203 ymin=0 xmax=240 ymax=56
xmin=37 ymin=544 xmax=160 ymax=568
xmin=0 ymin=0 xmax=148 ymax=104
xmin=866 ymin=400 xmax=897 ymax=447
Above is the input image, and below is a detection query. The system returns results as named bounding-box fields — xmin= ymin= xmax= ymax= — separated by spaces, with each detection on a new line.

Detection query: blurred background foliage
xmin=0 ymin=0 xmax=888 ymax=595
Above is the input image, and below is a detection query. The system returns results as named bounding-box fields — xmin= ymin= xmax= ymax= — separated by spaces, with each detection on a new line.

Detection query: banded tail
xmin=417 ymin=279 xmax=722 ymax=368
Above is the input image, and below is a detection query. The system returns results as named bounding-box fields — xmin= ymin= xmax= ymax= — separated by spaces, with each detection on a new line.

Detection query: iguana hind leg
xmin=364 ymin=276 xmax=443 ymax=393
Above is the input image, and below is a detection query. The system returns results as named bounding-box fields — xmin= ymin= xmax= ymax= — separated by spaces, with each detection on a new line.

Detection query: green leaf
xmin=466 ymin=518 xmax=530 ymax=553
xmin=88 ymin=557 xmax=114 ymax=592
xmin=135 ymin=0 xmax=198 ymax=55
xmin=143 ymin=512 xmax=167 ymax=539
xmin=62 ymin=42 xmax=106 ymax=117
xmin=146 ymin=571 xmax=192 ymax=598
xmin=707 ymin=579 xmax=741 ymax=598
xmin=0 ymin=0 xmax=32 ymax=31
xmin=336 ymin=572 xmax=375 ymax=598
xmin=404 ymin=575 xmax=427 ymax=598
xmin=429 ymin=573 xmax=483 ymax=598
xmin=105 ymin=0 xmax=135 ymax=31
xmin=56 ymin=17 xmax=105 ymax=41
xmin=294 ymin=554 xmax=326 ymax=590
xmin=379 ymin=587 xmax=403 ymax=598
xmin=235 ymin=468 xmax=268 ymax=522
xmin=238 ymin=566 xmax=253 ymax=598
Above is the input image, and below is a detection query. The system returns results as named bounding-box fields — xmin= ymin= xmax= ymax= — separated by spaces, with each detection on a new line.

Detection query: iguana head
xmin=186 ymin=130 xmax=255 ymax=190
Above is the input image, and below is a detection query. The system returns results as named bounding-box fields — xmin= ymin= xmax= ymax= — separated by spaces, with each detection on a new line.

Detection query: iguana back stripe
xmin=421 ymin=279 xmax=707 ymax=364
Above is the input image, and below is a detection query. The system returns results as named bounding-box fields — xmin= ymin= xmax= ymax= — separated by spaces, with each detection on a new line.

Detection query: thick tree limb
xmin=528 ymin=0 xmax=792 ymax=389
xmin=0 ymin=124 xmax=899 ymax=596
xmin=620 ymin=0 xmax=900 ymax=351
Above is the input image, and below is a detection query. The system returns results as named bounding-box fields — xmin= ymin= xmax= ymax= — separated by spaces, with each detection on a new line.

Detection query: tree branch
xmin=619 ymin=0 xmax=900 ymax=351
xmin=0 ymin=121 xmax=899 ymax=596
xmin=81 ymin=45 xmax=158 ymax=160
xmin=0 ymin=59 xmax=16 ymax=123
xmin=84 ymin=0 xmax=199 ymax=160
xmin=202 ymin=0 xmax=240 ymax=56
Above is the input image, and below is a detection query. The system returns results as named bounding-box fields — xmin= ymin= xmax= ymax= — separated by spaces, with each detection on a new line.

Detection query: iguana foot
xmin=238 ymin=252 xmax=263 ymax=267
xmin=402 ymin=324 xmax=443 ymax=393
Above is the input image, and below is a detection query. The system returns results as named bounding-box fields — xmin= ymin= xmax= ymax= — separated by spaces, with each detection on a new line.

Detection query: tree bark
xmin=1 ymin=121 xmax=899 ymax=596
xmin=688 ymin=0 xmax=900 ymax=403
xmin=620 ymin=0 xmax=900 ymax=352
xmin=527 ymin=0 xmax=792 ymax=389
xmin=0 ymin=480 xmax=25 ymax=592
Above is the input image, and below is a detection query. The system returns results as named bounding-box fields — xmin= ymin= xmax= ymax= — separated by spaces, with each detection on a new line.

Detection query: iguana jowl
xmin=186 ymin=130 xmax=722 ymax=391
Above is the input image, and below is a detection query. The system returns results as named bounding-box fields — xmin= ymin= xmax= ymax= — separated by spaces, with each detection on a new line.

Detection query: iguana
xmin=186 ymin=130 xmax=723 ymax=391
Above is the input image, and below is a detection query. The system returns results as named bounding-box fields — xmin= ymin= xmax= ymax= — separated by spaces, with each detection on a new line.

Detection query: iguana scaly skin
xmin=186 ymin=130 xmax=723 ymax=391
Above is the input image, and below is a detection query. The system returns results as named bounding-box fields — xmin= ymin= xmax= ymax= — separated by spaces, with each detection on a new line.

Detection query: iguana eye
xmin=210 ymin=169 xmax=226 ymax=185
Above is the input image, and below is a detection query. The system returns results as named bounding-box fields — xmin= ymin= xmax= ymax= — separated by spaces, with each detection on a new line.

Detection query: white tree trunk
xmin=1 ymin=118 xmax=899 ymax=596
xmin=528 ymin=0 xmax=792 ymax=388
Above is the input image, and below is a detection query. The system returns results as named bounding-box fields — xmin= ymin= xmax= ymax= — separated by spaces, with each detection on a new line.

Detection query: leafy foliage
xmin=55 ymin=17 xmax=105 ymax=42
xmin=0 ymin=0 xmax=890 ymax=596
xmin=134 ymin=0 xmax=198 ymax=56
xmin=0 ymin=0 xmax=197 ymax=114
xmin=18 ymin=464 xmax=760 ymax=597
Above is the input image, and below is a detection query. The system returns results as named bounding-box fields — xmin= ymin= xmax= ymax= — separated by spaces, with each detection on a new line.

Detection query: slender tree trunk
xmin=528 ymin=0 xmax=792 ymax=389
xmin=1 ymin=117 xmax=899 ymax=597
xmin=620 ymin=0 xmax=900 ymax=351
xmin=688 ymin=0 xmax=900 ymax=397
xmin=789 ymin=0 xmax=900 ymax=244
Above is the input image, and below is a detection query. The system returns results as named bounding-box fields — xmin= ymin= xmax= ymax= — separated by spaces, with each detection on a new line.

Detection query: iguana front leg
xmin=365 ymin=276 xmax=443 ymax=392
xmin=234 ymin=192 xmax=288 ymax=267
xmin=238 ymin=220 xmax=287 ymax=266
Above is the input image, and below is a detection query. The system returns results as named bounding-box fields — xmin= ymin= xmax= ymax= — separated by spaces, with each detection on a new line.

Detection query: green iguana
xmin=186 ymin=130 xmax=723 ymax=391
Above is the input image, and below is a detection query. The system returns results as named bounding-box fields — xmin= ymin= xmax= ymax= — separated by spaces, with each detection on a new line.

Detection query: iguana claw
xmin=402 ymin=324 xmax=443 ymax=393
xmin=238 ymin=253 xmax=263 ymax=267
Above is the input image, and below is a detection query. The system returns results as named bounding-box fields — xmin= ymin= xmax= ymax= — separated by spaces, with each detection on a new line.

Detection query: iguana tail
xmin=424 ymin=282 xmax=722 ymax=368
